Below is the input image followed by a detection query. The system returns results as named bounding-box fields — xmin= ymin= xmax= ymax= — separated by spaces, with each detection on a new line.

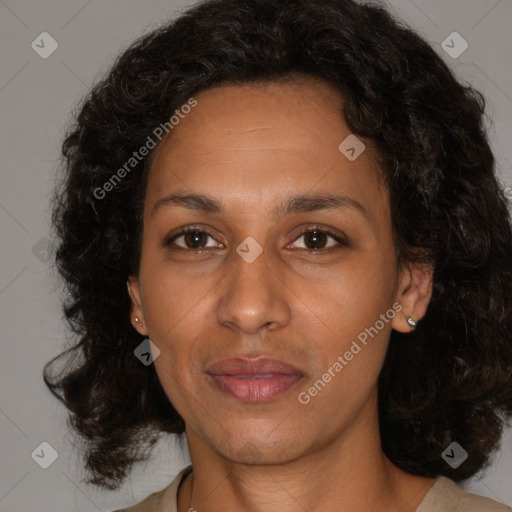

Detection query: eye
xmin=165 ymin=226 xmax=223 ymax=251
xmin=164 ymin=225 xmax=347 ymax=253
xmin=288 ymin=226 xmax=347 ymax=253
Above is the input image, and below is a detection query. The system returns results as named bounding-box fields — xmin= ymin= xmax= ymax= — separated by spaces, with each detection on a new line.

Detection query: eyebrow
xmin=152 ymin=192 xmax=367 ymax=221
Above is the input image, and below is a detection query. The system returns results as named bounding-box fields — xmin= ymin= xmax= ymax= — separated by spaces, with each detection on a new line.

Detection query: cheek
xmin=142 ymin=269 xmax=210 ymax=412
xmin=137 ymin=266 xmax=212 ymax=391
xmin=306 ymin=249 xmax=397 ymax=333
xmin=300 ymin=250 xmax=398 ymax=384
xmin=295 ymin=273 xmax=396 ymax=424
xmin=140 ymin=252 xmax=213 ymax=331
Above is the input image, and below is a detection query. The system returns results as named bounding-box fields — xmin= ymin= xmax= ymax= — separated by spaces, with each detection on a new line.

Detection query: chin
xmin=218 ymin=433 xmax=306 ymax=466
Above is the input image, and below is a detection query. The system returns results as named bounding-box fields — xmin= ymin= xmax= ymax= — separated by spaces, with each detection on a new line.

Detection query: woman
xmin=44 ymin=0 xmax=512 ymax=510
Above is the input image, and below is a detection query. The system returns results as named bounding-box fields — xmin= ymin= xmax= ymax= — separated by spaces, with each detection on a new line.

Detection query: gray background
xmin=1 ymin=0 xmax=511 ymax=511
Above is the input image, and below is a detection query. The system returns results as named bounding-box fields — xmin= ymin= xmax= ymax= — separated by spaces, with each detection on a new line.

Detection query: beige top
xmin=112 ymin=465 xmax=511 ymax=512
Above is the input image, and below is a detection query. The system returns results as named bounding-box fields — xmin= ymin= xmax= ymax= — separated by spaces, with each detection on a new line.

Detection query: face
xmin=128 ymin=78 xmax=432 ymax=465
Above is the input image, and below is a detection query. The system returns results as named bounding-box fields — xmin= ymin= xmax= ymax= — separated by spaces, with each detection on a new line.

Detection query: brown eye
xmin=290 ymin=227 xmax=347 ymax=252
xmin=165 ymin=227 xmax=222 ymax=251
xmin=303 ymin=230 xmax=329 ymax=250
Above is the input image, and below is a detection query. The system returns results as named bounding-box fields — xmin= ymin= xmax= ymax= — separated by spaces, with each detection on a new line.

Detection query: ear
xmin=391 ymin=261 xmax=433 ymax=333
xmin=127 ymin=275 xmax=148 ymax=336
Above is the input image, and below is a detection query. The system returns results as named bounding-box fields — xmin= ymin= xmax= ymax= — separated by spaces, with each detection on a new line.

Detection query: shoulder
xmin=110 ymin=490 xmax=163 ymax=512
xmin=417 ymin=476 xmax=511 ymax=512
xmin=110 ymin=465 xmax=193 ymax=512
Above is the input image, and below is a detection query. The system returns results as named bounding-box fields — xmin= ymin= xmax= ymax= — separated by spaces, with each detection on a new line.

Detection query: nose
xmin=216 ymin=246 xmax=291 ymax=335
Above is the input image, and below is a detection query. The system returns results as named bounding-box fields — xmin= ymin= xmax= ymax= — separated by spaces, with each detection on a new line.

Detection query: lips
xmin=206 ymin=357 xmax=304 ymax=402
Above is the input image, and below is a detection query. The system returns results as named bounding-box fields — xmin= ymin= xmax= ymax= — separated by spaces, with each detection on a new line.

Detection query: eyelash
xmin=165 ymin=225 xmax=347 ymax=254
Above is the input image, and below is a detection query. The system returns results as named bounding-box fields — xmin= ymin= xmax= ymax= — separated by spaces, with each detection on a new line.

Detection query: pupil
xmin=185 ymin=231 xmax=205 ymax=248
xmin=306 ymin=230 xmax=326 ymax=249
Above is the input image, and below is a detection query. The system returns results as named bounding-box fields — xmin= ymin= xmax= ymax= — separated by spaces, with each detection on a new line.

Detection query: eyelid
xmin=164 ymin=224 xmax=348 ymax=252
xmin=288 ymin=225 xmax=348 ymax=251
xmin=164 ymin=224 xmax=222 ymax=250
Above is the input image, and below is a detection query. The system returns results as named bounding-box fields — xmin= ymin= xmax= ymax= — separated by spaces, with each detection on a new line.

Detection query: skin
xmin=127 ymin=77 xmax=435 ymax=512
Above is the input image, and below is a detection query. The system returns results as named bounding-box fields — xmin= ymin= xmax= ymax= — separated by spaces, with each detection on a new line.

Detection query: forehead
xmin=146 ymin=79 xmax=388 ymax=224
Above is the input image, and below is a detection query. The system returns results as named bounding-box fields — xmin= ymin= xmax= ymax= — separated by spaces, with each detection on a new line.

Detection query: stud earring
xmin=406 ymin=316 xmax=417 ymax=329
xmin=134 ymin=317 xmax=143 ymax=327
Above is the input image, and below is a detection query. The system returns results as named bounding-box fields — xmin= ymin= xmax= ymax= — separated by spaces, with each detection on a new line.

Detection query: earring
xmin=134 ymin=317 xmax=143 ymax=327
xmin=406 ymin=316 xmax=417 ymax=329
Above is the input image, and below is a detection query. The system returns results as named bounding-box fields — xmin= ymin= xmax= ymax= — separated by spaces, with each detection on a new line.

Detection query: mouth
xmin=205 ymin=357 xmax=305 ymax=403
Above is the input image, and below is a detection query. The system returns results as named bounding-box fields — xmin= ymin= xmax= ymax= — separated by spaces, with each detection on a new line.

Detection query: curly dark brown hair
xmin=44 ymin=0 xmax=512 ymax=491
